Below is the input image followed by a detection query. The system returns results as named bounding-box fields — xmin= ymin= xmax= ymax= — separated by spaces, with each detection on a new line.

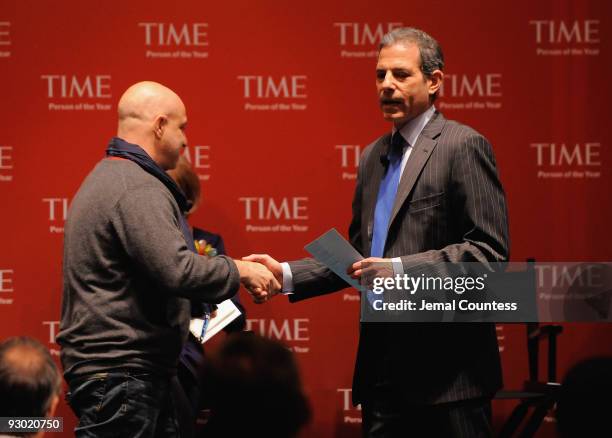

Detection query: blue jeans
xmin=67 ymin=371 xmax=180 ymax=437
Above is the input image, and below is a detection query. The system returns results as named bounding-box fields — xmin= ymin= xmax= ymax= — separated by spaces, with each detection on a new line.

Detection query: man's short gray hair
xmin=379 ymin=27 xmax=445 ymax=78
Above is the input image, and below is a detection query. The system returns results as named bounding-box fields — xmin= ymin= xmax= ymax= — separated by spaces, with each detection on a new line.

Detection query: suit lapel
xmin=388 ymin=111 xmax=446 ymax=230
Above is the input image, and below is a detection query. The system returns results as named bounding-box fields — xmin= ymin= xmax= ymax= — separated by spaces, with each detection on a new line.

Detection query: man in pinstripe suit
xmin=246 ymin=27 xmax=509 ymax=437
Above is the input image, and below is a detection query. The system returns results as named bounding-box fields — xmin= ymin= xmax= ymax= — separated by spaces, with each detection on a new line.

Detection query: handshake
xmin=233 ymin=255 xmax=284 ymax=304
xmin=234 ymin=254 xmax=391 ymax=303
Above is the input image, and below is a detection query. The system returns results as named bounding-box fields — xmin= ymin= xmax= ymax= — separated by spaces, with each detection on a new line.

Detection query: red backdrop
xmin=1 ymin=0 xmax=611 ymax=436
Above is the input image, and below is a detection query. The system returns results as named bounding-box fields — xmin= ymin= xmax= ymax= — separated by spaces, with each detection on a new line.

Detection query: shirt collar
xmin=392 ymin=105 xmax=436 ymax=147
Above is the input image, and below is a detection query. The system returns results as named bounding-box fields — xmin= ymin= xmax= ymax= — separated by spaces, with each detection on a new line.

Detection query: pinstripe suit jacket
xmin=288 ymin=110 xmax=509 ymax=405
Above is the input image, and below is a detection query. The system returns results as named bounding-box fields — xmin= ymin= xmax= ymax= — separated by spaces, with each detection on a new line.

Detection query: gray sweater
xmin=57 ymin=158 xmax=240 ymax=379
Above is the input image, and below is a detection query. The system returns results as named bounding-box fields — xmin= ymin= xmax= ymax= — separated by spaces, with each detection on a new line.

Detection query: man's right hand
xmin=242 ymin=254 xmax=283 ymax=286
xmin=234 ymin=260 xmax=281 ymax=303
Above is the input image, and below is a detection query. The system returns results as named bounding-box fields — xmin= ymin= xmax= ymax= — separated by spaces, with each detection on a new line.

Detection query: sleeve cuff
xmin=281 ymin=262 xmax=294 ymax=294
xmin=391 ymin=257 xmax=404 ymax=276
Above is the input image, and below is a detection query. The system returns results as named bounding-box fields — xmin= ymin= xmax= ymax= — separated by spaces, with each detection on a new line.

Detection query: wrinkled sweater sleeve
xmin=110 ymin=184 xmax=240 ymax=303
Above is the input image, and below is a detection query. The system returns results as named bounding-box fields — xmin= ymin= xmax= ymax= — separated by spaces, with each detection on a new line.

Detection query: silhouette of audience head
xmin=556 ymin=356 xmax=612 ymax=438
xmin=0 ymin=337 xmax=62 ymax=437
xmin=203 ymin=333 xmax=311 ymax=437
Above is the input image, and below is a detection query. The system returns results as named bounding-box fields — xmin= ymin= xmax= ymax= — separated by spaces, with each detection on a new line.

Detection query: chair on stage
xmin=494 ymin=257 xmax=563 ymax=438
xmin=496 ymin=321 xmax=563 ymax=437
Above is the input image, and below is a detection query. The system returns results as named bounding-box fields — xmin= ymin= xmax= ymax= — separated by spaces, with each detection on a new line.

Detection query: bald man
xmin=57 ymin=82 xmax=277 ymax=437
xmin=116 ymin=81 xmax=186 ymax=170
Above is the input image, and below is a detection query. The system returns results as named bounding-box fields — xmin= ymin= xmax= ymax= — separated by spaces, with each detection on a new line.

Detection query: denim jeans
xmin=67 ymin=371 xmax=180 ymax=437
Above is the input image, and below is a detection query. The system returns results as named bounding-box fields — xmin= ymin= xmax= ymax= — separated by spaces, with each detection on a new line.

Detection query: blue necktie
xmin=371 ymin=133 xmax=405 ymax=258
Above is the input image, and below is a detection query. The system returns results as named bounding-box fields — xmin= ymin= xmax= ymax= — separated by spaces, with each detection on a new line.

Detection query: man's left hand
xmin=348 ymin=257 xmax=395 ymax=287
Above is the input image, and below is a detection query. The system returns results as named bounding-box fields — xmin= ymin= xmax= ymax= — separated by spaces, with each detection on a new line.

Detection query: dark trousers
xmin=362 ymin=396 xmax=493 ymax=438
xmin=67 ymin=371 xmax=181 ymax=438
